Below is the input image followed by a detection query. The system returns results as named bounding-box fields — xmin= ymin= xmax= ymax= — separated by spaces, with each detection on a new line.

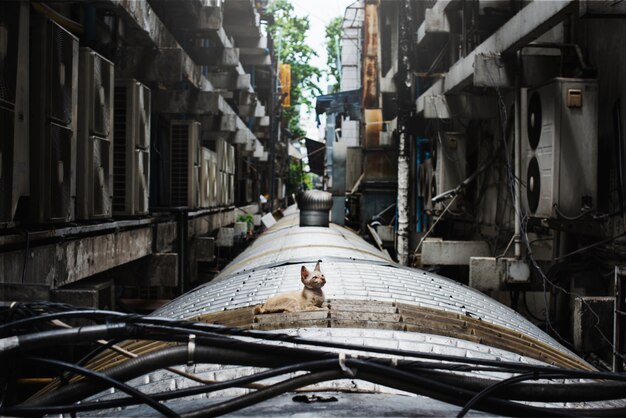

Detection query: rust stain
xmin=362 ymin=2 xmax=380 ymax=109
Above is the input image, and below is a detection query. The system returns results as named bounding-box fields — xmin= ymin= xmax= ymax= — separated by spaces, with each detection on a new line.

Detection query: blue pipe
xmin=415 ymin=137 xmax=429 ymax=232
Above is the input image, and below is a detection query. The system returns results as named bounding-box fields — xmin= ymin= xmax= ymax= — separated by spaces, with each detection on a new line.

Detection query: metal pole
xmin=514 ymin=51 xmax=522 ymax=259
xmin=270 ymin=29 xmax=282 ymax=211
xmin=397 ymin=131 xmax=410 ymax=265
xmin=176 ymin=210 xmax=188 ymax=294
xmin=615 ymin=266 xmax=625 ymax=372
xmin=395 ymin=0 xmax=413 ymax=265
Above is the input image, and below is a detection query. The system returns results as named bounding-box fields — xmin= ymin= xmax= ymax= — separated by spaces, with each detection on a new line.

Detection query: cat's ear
xmin=301 ymin=266 xmax=309 ymax=282
xmin=314 ymin=261 xmax=321 ymax=272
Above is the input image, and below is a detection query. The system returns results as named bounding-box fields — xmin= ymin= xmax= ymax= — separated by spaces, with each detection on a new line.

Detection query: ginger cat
xmin=255 ymin=261 xmax=326 ymax=314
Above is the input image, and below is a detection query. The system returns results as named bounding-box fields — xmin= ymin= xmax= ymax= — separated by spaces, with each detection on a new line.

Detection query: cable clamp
xmin=338 ymin=353 xmax=355 ymax=377
xmin=187 ymin=334 xmax=196 ymax=366
xmin=390 ymin=357 xmax=398 ymax=367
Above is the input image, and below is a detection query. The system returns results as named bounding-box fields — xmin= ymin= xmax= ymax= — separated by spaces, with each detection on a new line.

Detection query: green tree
xmin=287 ymin=160 xmax=312 ymax=195
xmin=324 ymin=16 xmax=342 ymax=93
xmin=267 ymin=0 xmax=322 ymax=138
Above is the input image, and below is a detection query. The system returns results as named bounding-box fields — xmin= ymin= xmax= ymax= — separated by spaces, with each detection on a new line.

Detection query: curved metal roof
xmin=155 ymin=208 xmax=583 ymax=367
xmin=71 ymin=208 xmax=626 ymax=416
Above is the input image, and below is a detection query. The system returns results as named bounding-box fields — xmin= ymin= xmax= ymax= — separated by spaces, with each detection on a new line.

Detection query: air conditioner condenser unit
xmin=521 ymin=78 xmax=598 ymax=219
xmin=113 ymin=79 xmax=151 ymax=216
xmin=170 ymin=120 xmax=201 ymax=208
xmin=76 ymin=48 xmax=114 ymax=220
xmin=29 ymin=16 xmax=78 ymax=224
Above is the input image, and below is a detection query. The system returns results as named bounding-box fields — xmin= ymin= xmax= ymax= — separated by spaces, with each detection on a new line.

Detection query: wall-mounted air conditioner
xmin=216 ymin=137 xmax=235 ymax=175
xmin=418 ymin=158 xmax=434 ymax=213
xmin=76 ymin=48 xmax=114 ymax=220
xmin=430 ymin=132 xmax=466 ymax=213
xmin=521 ymin=78 xmax=598 ymax=219
xmin=0 ymin=1 xmax=28 ymax=225
xmin=200 ymin=147 xmax=218 ymax=208
xmin=228 ymin=143 xmax=235 ymax=175
xmin=208 ymin=150 xmax=218 ymax=207
xmin=30 ymin=16 xmax=78 ymax=224
xmin=228 ymin=173 xmax=235 ymax=205
xmin=217 ymin=171 xmax=226 ymax=206
xmin=170 ymin=120 xmax=200 ymax=208
xmin=238 ymin=179 xmax=253 ymax=204
xmin=113 ymin=79 xmax=151 ymax=216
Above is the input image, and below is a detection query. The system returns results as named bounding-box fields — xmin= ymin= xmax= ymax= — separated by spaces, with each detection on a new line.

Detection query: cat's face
xmin=301 ymin=261 xmax=326 ymax=289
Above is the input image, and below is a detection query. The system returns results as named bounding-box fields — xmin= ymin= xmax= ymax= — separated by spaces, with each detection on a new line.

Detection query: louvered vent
xmin=137 ymin=150 xmax=149 ymax=213
xmin=0 ymin=2 xmax=19 ymax=107
xmin=49 ymin=122 xmax=73 ymax=221
xmin=113 ymin=85 xmax=127 ymax=213
xmin=49 ymin=22 xmax=75 ymax=125
xmin=91 ymin=54 xmax=112 ymax=136
xmin=170 ymin=123 xmax=190 ymax=207
xmin=92 ymin=136 xmax=112 ymax=217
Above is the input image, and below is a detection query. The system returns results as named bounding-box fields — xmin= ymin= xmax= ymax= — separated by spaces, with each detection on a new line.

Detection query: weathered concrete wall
xmin=0 ymin=226 xmax=153 ymax=287
xmin=0 ymin=208 xmax=239 ymax=293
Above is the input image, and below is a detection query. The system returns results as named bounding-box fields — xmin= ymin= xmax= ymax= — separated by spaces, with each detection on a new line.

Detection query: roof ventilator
xmin=298 ymin=190 xmax=333 ymax=227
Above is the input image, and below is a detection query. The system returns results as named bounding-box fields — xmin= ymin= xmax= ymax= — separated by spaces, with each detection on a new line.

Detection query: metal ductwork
xmin=298 ymin=190 xmax=333 ymax=227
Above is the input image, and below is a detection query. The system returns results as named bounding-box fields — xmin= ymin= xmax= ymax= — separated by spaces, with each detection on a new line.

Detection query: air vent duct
xmin=298 ymin=190 xmax=333 ymax=227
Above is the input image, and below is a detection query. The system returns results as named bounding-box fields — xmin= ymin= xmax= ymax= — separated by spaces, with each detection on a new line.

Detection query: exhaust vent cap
xmin=298 ymin=190 xmax=333 ymax=227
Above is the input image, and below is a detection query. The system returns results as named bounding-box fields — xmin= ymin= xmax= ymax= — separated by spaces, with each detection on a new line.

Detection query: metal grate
xmin=49 ymin=21 xmax=75 ymax=125
xmin=92 ymin=136 xmax=111 ymax=217
xmin=91 ymin=54 xmax=113 ymax=137
xmin=0 ymin=2 xmax=19 ymax=107
xmin=49 ymin=122 xmax=72 ymax=221
xmin=113 ymin=85 xmax=127 ymax=212
xmin=170 ymin=123 xmax=190 ymax=206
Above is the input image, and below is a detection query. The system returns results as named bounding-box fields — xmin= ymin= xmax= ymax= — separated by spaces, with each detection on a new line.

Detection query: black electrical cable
xmin=0 ymin=303 xmax=606 ymax=382
xmin=10 ymin=341 xmax=626 ymax=417
xmin=0 ymin=323 xmax=134 ymax=355
xmin=27 ymin=335 xmax=626 ymax=408
xmin=125 ymin=321 xmax=600 ymax=380
xmin=456 ymin=370 xmax=626 ymax=418
xmin=457 ymin=372 xmax=541 ymax=418
xmin=22 ymin=344 xmax=311 ymax=407
xmin=19 ymin=341 xmax=462 ymax=409
xmin=21 ymin=356 xmax=178 ymax=418
xmin=132 ymin=318 xmax=581 ymax=374
xmin=0 ymin=309 xmax=129 ymax=335
xmin=422 ymin=369 xmax=626 ymax=402
xmin=355 ymin=362 xmax=626 ymax=417
xmin=7 ymin=316 xmax=626 ymax=388
xmin=2 ymin=317 xmax=618 ymax=380
xmin=75 ymin=338 xmax=124 ymax=368
xmin=1 ymin=359 xmax=341 ymax=416
xmin=345 ymin=360 xmax=569 ymax=418
xmin=182 ymin=370 xmax=345 ymax=418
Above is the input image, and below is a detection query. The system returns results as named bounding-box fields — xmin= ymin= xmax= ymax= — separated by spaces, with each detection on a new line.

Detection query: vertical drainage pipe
xmin=396 ymin=0 xmax=412 ymax=266
xmin=514 ymin=51 xmax=522 ymax=259
xmin=397 ymin=131 xmax=410 ymax=265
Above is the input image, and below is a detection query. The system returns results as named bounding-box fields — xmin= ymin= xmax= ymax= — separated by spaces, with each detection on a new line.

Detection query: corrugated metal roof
xmin=155 ymin=212 xmax=577 ymax=362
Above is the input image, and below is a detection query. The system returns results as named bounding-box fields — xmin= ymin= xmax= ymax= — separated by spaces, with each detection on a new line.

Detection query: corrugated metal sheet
xmin=155 ymin=211 xmax=577 ymax=364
